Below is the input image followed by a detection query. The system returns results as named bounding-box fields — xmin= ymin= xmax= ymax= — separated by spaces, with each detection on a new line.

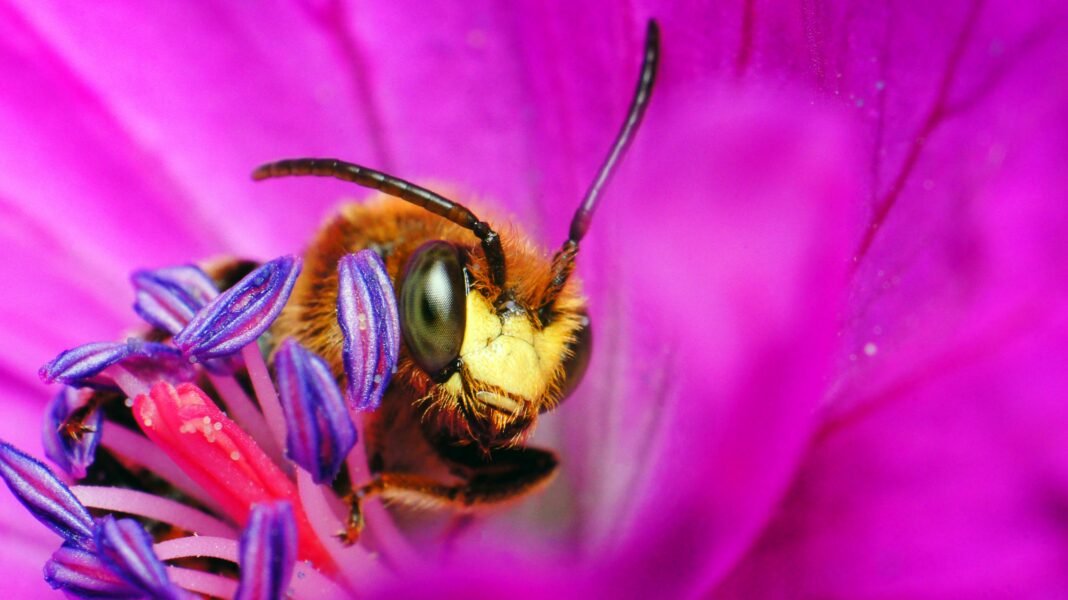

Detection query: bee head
xmin=386 ymin=13 xmax=660 ymax=444
xmin=398 ymin=238 xmax=591 ymax=448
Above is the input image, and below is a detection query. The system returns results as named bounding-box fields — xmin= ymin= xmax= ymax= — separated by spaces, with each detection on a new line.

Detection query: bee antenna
xmin=541 ymin=19 xmax=660 ymax=316
xmin=251 ymin=159 xmax=507 ymax=288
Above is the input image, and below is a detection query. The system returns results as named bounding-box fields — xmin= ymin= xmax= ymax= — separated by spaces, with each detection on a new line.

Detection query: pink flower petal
xmin=714 ymin=2 xmax=1068 ymax=596
xmin=6 ymin=1 xmax=397 ymax=255
xmin=0 ymin=9 xmax=222 ymax=265
xmin=4 ymin=532 xmax=67 ymax=595
xmin=588 ymin=88 xmax=854 ymax=595
xmin=717 ymin=322 xmax=1068 ymax=597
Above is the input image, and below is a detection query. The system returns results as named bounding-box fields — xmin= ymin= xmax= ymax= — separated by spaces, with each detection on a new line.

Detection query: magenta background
xmin=0 ymin=1 xmax=1066 ymax=597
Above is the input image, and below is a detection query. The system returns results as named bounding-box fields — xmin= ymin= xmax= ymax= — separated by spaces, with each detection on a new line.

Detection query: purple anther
xmin=0 ymin=441 xmax=95 ymax=549
xmin=337 ymin=250 xmax=400 ymax=410
xmin=131 ymin=264 xmax=219 ymax=335
xmin=39 ymin=339 xmax=193 ymax=390
xmin=235 ymin=501 xmax=297 ymax=600
xmin=95 ymin=515 xmax=185 ymax=600
xmin=43 ymin=387 xmax=103 ymax=480
xmin=45 ymin=542 xmax=143 ymax=598
xmin=39 ymin=342 xmax=130 ymax=388
xmin=175 ymin=255 xmax=302 ymax=361
xmin=275 ymin=338 xmax=357 ymax=484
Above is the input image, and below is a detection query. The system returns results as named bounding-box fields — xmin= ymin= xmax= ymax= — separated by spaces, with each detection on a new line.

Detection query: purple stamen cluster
xmin=0 ymin=442 xmax=185 ymax=598
xmin=275 ymin=338 xmax=357 ymax=484
xmin=338 ymin=250 xmax=400 ymax=410
xmin=235 ymin=502 xmax=298 ymax=600
xmin=5 ymin=250 xmax=404 ymax=597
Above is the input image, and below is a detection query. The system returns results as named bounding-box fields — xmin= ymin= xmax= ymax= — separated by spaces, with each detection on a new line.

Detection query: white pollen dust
xmin=863 ymin=342 xmax=878 ymax=356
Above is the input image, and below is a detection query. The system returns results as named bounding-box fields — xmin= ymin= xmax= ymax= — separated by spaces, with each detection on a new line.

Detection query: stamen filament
xmin=346 ymin=409 xmax=371 ymax=485
xmin=166 ymin=566 xmax=238 ymax=598
xmin=100 ymin=423 xmax=221 ymax=513
xmin=242 ymin=345 xmax=288 ymax=457
xmin=154 ymin=535 xmax=238 ymax=562
xmin=296 ymin=469 xmax=382 ymax=588
xmin=108 ymin=365 xmax=151 ymax=399
xmin=72 ymin=485 xmax=236 ymax=538
xmin=208 ymin=373 xmax=286 ymax=468
xmin=344 ymin=415 xmax=419 ymax=569
xmin=157 ymin=530 xmax=367 ymax=599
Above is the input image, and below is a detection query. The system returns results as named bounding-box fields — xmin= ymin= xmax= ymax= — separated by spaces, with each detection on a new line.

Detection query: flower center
xmin=3 ymin=251 xmax=405 ymax=598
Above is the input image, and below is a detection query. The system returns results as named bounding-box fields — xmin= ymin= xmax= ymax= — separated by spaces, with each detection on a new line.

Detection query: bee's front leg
xmin=443 ymin=445 xmax=559 ymax=505
xmin=339 ymin=446 xmax=558 ymax=545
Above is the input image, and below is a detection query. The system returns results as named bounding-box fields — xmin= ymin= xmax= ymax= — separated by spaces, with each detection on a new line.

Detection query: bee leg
xmin=384 ymin=444 xmax=559 ymax=507
xmin=338 ymin=474 xmax=460 ymax=545
xmin=445 ymin=445 xmax=559 ymax=506
xmin=338 ymin=446 xmax=558 ymax=544
xmin=338 ymin=489 xmax=367 ymax=546
xmin=338 ymin=447 xmax=558 ymax=544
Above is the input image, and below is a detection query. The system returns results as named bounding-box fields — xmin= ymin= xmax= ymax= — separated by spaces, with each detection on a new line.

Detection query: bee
xmin=252 ymin=21 xmax=660 ymax=534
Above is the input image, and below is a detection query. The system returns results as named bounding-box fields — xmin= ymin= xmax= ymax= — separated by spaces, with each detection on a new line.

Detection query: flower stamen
xmin=242 ymin=344 xmax=290 ymax=459
xmin=94 ymin=515 xmax=184 ymax=600
xmin=276 ymin=338 xmax=357 ymax=484
xmin=175 ymin=256 xmax=301 ymax=361
xmin=8 ymin=249 xmax=416 ymax=595
xmin=207 ymin=371 xmax=285 ymax=466
xmin=0 ymin=441 xmax=95 ymax=549
xmin=337 ymin=250 xmax=400 ymax=411
xmin=235 ymin=501 xmax=297 ymax=600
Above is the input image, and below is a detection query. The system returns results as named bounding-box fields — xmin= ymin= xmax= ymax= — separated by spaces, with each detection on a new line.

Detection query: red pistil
xmin=133 ymin=381 xmax=333 ymax=570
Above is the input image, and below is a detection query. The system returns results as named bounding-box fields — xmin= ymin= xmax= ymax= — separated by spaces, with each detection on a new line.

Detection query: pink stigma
xmin=133 ymin=381 xmax=334 ymax=570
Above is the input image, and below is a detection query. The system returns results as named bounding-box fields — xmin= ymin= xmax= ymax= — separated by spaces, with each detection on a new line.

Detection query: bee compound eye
xmin=399 ymin=241 xmax=468 ymax=376
xmin=556 ymin=314 xmax=592 ymax=404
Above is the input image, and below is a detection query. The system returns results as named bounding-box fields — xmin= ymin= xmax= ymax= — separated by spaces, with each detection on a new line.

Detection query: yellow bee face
xmin=438 ymin=289 xmax=587 ymax=442
xmin=397 ymin=238 xmax=590 ymax=448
